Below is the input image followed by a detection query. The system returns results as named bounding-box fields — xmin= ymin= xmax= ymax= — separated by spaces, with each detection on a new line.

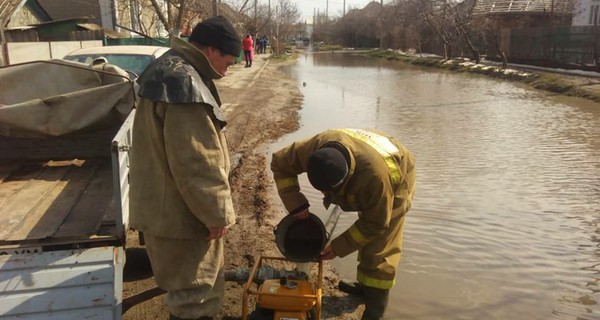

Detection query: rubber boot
xmin=338 ymin=279 xmax=365 ymax=296
xmin=361 ymin=287 xmax=389 ymax=320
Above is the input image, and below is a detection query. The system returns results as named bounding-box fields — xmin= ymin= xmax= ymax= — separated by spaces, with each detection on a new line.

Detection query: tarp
xmin=0 ymin=59 xmax=135 ymax=138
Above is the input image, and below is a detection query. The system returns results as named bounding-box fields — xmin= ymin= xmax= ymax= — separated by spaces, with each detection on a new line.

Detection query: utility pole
xmin=275 ymin=5 xmax=279 ymax=56
xmin=379 ymin=0 xmax=383 ymax=49
xmin=317 ymin=8 xmax=319 ymax=24
xmin=343 ymin=0 xmax=346 ymax=16
xmin=212 ymin=0 xmax=218 ymax=16
xmin=326 ymin=0 xmax=329 ymax=20
xmin=254 ymin=0 xmax=258 ymax=32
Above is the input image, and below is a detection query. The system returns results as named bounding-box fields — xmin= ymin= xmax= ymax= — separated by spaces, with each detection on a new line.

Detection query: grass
xmin=366 ymin=50 xmax=600 ymax=103
xmin=313 ymin=44 xmax=344 ymax=52
xmin=269 ymin=49 xmax=301 ymax=62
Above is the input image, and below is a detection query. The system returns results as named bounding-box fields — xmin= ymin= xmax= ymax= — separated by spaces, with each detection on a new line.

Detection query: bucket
xmin=274 ymin=213 xmax=327 ymax=262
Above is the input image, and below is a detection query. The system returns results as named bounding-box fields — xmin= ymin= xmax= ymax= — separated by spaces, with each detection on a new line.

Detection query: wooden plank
xmin=0 ymin=263 xmax=114 ymax=291
xmin=0 ymin=235 xmax=118 ymax=251
xmin=0 ymin=283 xmax=115 ymax=316
xmin=5 ymin=160 xmax=101 ymax=241
xmin=0 ymin=163 xmax=72 ymax=240
xmin=0 ymin=162 xmax=43 ymax=208
xmin=0 ymin=246 xmax=115 ymax=270
xmin=0 ymin=307 xmax=115 ymax=320
xmin=54 ymin=161 xmax=115 ymax=238
xmin=0 ymin=247 xmax=120 ymax=319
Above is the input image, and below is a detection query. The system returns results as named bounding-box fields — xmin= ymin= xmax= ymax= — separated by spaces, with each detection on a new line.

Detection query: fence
xmin=105 ymin=37 xmax=168 ymax=47
xmin=503 ymin=25 xmax=600 ymax=69
xmin=5 ymin=40 xmax=102 ymax=65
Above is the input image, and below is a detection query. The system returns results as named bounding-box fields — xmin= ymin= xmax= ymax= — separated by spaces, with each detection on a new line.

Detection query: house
xmin=1 ymin=0 xmax=50 ymax=64
xmin=37 ymin=0 xmax=116 ymax=31
xmin=471 ymin=0 xmax=575 ymax=28
xmin=470 ymin=0 xmax=598 ymax=68
xmin=572 ymin=0 xmax=600 ymax=26
xmin=0 ymin=0 xmax=118 ymax=65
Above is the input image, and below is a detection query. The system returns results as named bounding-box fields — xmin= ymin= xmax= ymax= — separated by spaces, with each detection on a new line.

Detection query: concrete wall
xmin=572 ymin=0 xmax=600 ymax=26
xmin=6 ymin=40 xmax=102 ymax=65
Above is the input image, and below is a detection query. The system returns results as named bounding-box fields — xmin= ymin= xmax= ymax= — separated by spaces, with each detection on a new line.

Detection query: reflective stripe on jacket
xmin=270 ymin=129 xmax=416 ymax=257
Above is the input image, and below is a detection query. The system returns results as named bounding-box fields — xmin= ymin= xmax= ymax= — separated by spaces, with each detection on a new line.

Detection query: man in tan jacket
xmin=129 ymin=16 xmax=240 ymax=320
xmin=271 ymin=128 xmax=416 ymax=320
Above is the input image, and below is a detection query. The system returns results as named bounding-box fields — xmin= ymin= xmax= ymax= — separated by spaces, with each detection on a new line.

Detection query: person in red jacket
xmin=242 ymin=34 xmax=253 ymax=68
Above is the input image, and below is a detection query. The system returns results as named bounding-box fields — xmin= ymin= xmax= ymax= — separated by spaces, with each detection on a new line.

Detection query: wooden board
xmin=0 ymin=159 xmax=117 ymax=244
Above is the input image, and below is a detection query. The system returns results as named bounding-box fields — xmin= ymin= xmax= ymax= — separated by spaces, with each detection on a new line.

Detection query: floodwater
xmin=266 ymin=52 xmax=600 ymax=320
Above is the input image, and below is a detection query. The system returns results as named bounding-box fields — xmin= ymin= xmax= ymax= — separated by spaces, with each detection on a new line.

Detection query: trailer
xmin=0 ymin=59 xmax=135 ymax=320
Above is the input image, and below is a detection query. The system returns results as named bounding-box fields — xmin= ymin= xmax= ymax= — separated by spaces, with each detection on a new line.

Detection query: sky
xmin=290 ymin=0 xmax=376 ymax=22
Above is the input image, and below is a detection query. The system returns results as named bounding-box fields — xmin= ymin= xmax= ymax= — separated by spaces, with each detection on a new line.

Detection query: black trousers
xmin=244 ymin=50 xmax=252 ymax=66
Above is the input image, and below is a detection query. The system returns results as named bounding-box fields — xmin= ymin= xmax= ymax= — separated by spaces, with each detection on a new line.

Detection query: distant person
xmin=260 ymin=36 xmax=267 ymax=54
xmin=270 ymin=128 xmax=417 ymax=320
xmin=255 ymin=34 xmax=261 ymax=54
xmin=243 ymin=34 xmax=253 ymax=67
xmin=129 ymin=15 xmax=241 ymax=320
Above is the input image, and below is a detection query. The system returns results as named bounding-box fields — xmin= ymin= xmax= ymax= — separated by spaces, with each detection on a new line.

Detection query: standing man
xmin=270 ymin=128 xmax=416 ymax=320
xmin=129 ymin=16 xmax=241 ymax=320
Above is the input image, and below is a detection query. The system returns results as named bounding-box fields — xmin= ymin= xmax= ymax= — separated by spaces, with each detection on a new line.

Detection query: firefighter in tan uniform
xmin=271 ymin=128 xmax=416 ymax=320
xmin=129 ymin=16 xmax=240 ymax=320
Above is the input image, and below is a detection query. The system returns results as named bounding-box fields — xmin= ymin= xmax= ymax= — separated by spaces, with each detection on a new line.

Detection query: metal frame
xmin=242 ymin=256 xmax=322 ymax=320
xmin=111 ymin=109 xmax=135 ymax=240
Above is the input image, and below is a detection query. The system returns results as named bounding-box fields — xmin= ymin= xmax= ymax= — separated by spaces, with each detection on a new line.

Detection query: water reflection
xmin=271 ymin=52 xmax=600 ymax=320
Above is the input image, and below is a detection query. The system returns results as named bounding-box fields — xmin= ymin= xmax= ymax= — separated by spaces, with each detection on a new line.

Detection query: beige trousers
xmin=356 ymin=212 xmax=406 ymax=289
xmin=144 ymin=233 xmax=225 ymax=319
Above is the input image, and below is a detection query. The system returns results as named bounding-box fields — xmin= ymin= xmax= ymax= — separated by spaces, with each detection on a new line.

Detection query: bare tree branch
xmin=149 ymin=0 xmax=171 ymax=33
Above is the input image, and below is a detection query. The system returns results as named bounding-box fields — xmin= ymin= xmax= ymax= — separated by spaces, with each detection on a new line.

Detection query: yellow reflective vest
xmin=271 ymin=129 xmax=416 ymax=257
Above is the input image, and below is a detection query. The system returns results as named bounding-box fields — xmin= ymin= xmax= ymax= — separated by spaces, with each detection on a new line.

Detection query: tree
xmin=117 ymin=0 xmax=246 ymax=38
xmin=449 ymin=0 xmax=481 ymax=63
xmin=272 ymin=0 xmax=300 ymax=55
xmin=332 ymin=3 xmax=381 ymax=48
xmin=417 ymin=0 xmax=457 ymax=60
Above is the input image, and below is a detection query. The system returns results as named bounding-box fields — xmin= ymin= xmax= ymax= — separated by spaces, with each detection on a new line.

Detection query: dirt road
xmin=121 ymin=53 xmax=363 ymax=320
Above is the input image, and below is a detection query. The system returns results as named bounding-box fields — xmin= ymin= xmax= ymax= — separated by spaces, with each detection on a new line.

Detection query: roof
xmin=1 ymin=0 xmax=25 ymax=26
xmin=77 ymin=22 xmax=120 ymax=38
xmin=65 ymin=45 xmax=170 ymax=57
xmin=1 ymin=0 xmax=50 ymax=27
xmin=472 ymin=0 xmax=574 ymax=15
xmin=30 ymin=16 xmax=88 ymax=26
xmin=36 ymin=0 xmax=103 ymax=26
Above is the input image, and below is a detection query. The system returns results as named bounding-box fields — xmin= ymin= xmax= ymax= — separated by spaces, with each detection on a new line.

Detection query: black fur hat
xmin=307 ymin=148 xmax=349 ymax=191
xmin=189 ymin=16 xmax=241 ymax=57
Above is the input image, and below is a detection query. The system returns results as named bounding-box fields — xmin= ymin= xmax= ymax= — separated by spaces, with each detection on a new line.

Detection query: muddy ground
xmin=121 ymin=53 xmax=364 ymax=320
xmin=120 ymin=51 xmax=600 ymax=320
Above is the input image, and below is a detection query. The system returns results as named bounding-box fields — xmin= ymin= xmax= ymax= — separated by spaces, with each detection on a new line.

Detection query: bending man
xmin=270 ymin=128 xmax=416 ymax=320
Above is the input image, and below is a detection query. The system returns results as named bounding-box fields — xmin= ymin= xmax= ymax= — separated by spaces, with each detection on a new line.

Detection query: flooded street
xmin=267 ymin=52 xmax=600 ymax=320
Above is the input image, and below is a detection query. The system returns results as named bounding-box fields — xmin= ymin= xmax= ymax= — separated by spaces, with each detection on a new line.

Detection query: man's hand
xmin=320 ymin=244 xmax=336 ymax=260
xmin=207 ymin=226 xmax=228 ymax=240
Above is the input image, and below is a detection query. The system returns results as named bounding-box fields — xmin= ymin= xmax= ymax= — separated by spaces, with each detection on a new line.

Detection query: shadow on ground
xmin=124 ymin=247 xmax=153 ymax=282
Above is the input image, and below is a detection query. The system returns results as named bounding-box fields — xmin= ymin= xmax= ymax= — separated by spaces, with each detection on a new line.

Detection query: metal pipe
xmin=324 ymin=205 xmax=342 ymax=242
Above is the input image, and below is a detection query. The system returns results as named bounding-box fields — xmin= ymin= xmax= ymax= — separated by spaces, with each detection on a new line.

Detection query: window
xmin=590 ymin=4 xmax=600 ymax=25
